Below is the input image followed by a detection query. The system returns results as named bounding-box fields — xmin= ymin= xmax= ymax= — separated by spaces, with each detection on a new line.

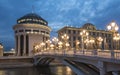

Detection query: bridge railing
xmin=36 ymin=49 xmax=120 ymax=60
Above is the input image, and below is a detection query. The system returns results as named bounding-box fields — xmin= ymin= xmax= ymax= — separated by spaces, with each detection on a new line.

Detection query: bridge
xmin=33 ymin=50 xmax=120 ymax=75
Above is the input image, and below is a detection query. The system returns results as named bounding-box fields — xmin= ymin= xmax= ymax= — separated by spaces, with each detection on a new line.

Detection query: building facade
xmin=58 ymin=22 xmax=120 ymax=50
xmin=0 ymin=43 xmax=3 ymax=56
xmin=13 ymin=13 xmax=51 ymax=56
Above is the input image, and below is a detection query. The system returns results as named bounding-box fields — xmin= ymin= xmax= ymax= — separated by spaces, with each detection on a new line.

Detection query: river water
xmin=0 ymin=66 xmax=76 ymax=75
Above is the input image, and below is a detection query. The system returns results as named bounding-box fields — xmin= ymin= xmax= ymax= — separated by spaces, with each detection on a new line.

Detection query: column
xmin=98 ymin=61 xmax=106 ymax=75
xmin=17 ymin=35 xmax=20 ymax=56
xmin=23 ymin=35 xmax=26 ymax=56
xmin=15 ymin=36 xmax=18 ymax=56
xmin=112 ymin=71 xmax=119 ymax=75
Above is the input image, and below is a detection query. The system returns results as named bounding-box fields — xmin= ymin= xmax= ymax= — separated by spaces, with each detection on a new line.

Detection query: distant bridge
xmin=33 ymin=50 xmax=120 ymax=75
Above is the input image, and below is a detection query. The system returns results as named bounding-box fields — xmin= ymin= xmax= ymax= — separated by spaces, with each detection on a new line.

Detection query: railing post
xmin=93 ymin=50 xmax=97 ymax=56
xmin=111 ymin=50 xmax=115 ymax=58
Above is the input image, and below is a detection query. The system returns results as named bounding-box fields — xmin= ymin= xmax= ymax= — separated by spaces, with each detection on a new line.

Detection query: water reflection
xmin=0 ymin=66 xmax=76 ymax=75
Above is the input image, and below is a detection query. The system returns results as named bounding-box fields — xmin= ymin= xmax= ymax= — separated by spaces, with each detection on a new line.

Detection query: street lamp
xmin=61 ymin=34 xmax=69 ymax=55
xmin=107 ymin=21 xmax=119 ymax=50
xmin=58 ymin=41 xmax=63 ymax=53
xmin=0 ymin=44 xmax=3 ymax=56
xmin=107 ymin=21 xmax=119 ymax=32
xmin=80 ymin=30 xmax=89 ymax=54
xmin=65 ymin=42 xmax=70 ymax=51
xmin=50 ymin=44 xmax=54 ymax=54
xmin=97 ymin=37 xmax=103 ymax=50
xmin=113 ymin=33 xmax=120 ymax=50
xmin=107 ymin=21 xmax=120 ymax=58
xmin=40 ymin=42 xmax=45 ymax=54
xmin=89 ymin=39 xmax=95 ymax=49
xmin=52 ymin=37 xmax=59 ymax=54
xmin=46 ymin=40 xmax=51 ymax=53
xmin=75 ymin=40 xmax=80 ymax=54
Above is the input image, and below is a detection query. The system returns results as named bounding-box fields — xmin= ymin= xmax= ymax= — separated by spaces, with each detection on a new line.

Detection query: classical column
xmin=17 ymin=35 xmax=20 ymax=56
xmin=98 ymin=61 xmax=106 ymax=75
xmin=23 ymin=35 xmax=26 ymax=56
xmin=15 ymin=36 xmax=18 ymax=56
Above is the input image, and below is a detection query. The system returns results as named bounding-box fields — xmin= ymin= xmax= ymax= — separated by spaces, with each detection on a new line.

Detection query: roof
xmin=82 ymin=23 xmax=96 ymax=30
xmin=17 ymin=13 xmax=48 ymax=26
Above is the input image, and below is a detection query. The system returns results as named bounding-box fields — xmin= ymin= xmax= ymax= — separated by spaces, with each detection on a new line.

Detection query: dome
xmin=17 ymin=13 xmax=48 ymax=26
xmin=82 ymin=23 xmax=96 ymax=30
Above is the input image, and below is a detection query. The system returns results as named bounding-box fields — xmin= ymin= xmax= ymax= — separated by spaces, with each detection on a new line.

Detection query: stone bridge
xmin=33 ymin=50 xmax=120 ymax=75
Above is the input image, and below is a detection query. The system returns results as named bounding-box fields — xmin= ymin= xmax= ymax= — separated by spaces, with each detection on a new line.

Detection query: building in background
xmin=13 ymin=13 xmax=51 ymax=56
xmin=58 ymin=22 xmax=120 ymax=50
xmin=0 ymin=43 xmax=3 ymax=56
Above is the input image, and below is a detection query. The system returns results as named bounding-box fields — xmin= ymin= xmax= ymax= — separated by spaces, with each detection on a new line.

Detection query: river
xmin=0 ymin=66 xmax=76 ymax=75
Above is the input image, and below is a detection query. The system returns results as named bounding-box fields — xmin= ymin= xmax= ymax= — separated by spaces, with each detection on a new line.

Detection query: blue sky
xmin=0 ymin=0 xmax=120 ymax=50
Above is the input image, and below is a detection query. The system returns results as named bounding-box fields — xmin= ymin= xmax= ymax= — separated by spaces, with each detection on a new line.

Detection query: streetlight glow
xmin=80 ymin=29 xmax=89 ymax=54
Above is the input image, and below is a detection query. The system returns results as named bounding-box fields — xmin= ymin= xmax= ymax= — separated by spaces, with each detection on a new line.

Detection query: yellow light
xmin=107 ymin=25 xmax=111 ymax=30
xmin=115 ymin=26 xmax=119 ymax=31
xmin=80 ymin=32 xmax=83 ymax=35
xmin=111 ymin=22 xmax=116 ymax=27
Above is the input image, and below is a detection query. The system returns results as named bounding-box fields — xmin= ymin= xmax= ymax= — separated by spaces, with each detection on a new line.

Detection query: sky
xmin=0 ymin=0 xmax=120 ymax=50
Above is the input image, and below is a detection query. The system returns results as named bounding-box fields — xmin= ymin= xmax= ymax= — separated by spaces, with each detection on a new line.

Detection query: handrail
xmin=35 ymin=49 xmax=120 ymax=60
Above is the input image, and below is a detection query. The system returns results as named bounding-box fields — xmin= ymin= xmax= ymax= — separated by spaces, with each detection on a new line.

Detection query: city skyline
xmin=0 ymin=0 xmax=120 ymax=50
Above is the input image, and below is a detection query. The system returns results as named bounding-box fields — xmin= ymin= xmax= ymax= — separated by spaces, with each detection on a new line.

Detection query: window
xmin=25 ymin=30 xmax=31 ymax=32
xmin=33 ymin=30 xmax=39 ymax=32
xmin=73 ymin=30 xmax=76 ymax=34
xmin=46 ymin=32 xmax=49 ymax=34
xmin=73 ymin=36 xmax=76 ymax=41
xmin=19 ymin=30 xmax=24 ymax=32
xmin=68 ymin=30 xmax=71 ymax=34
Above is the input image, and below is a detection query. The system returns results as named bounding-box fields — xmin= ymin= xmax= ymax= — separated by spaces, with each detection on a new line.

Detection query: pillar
xmin=112 ymin=71 xmax=119 ymax=75
xmin=23 ymin=35 xmax=26 ymax=56
xmin=98 ymin=61 xmax=106 ymax=75
xmin=15 ymin=36 xmax=18 ymax=56
xmin=17 ymin=35 xmax=20 ymax=56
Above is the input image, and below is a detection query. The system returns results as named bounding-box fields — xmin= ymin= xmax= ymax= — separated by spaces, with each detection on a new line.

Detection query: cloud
xmin=0 ymin=0 xmax=120 ymax=50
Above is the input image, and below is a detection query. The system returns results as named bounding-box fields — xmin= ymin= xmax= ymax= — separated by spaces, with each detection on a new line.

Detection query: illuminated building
xmin=0 ymin=43 xmax=3 ymax=56
xmin=13 ymin=13 xmax=51 ymax=56
xmin=58 ymin=22 xmax=120 ymax=50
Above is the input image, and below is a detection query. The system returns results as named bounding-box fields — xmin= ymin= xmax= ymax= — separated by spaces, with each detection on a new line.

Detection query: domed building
xmin=58 ymin=22 xmax=113 ymax=50
xmin=82 ymin=23 xmax=96 ymax=30
xmin=13 ymin=13 xmax=51 ymax=56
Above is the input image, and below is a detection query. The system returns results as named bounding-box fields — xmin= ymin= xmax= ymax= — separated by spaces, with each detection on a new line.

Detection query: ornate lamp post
xmin=52 ymin=37 xmax=59 ymax=54
xmin=40 ymin=42 xmax=45 ymax=54
xmin=58 ymin=41 xmax=63 ymax=53
xmin=33 ymin=43 xmax=40 ymax=55
xmin=46 ymin=40 xmax=51 ymax=53
xmin=80 ymin=30 xmax=89 ymax=54
xmin=107 ymin=21 xmax=119 ymax=50
xmin=75 ymin=40 xmax=80 ymax=54
xmin=65 ymin=42 xmax=70 ymax=51
xmin=61 ymin=34 xmax=69 ymax=55
xmin=0 ymin=44 xmax=3 ymax=56
xmin=50 ymin=44 xmax=54 ymax=54
xmin=97 ymin=37 xmax=103 ymax=50
xmin=113 ymin=33 xmax=120 ymax=50
xmin=89 ymin=38 xmax=95 ymax=49
xmin=107 ymin=21 xmax=119 ymax=58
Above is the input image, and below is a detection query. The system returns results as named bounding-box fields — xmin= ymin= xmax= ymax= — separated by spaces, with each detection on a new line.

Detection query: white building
xmin=13 ymin=13 xmax=51 ymax=56
xmin=0 ymin=43 xmax=3 ymax=56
